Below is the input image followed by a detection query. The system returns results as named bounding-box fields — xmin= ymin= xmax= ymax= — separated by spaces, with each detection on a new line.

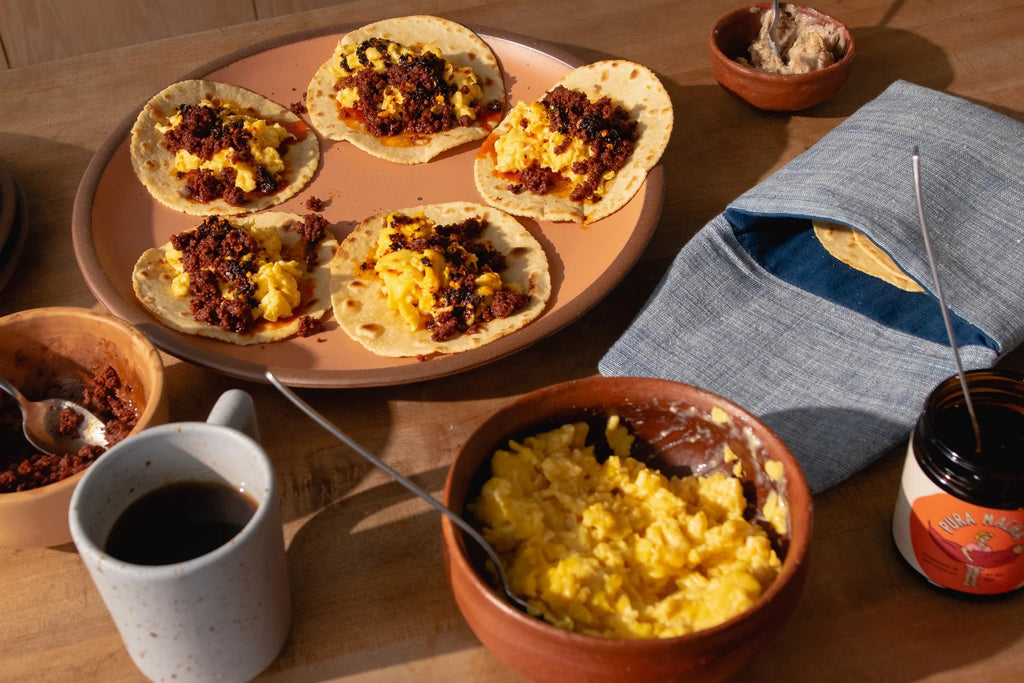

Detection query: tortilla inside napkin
xmin=599 ymin=80 xmax=1024 ymax=492
xmin=727 ymin=212 xmax=995 ymax=350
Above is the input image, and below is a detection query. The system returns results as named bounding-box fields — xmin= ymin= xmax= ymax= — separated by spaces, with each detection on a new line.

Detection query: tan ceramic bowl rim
xmin=710 ymin=3 xmax=856 ymax=84
xmin=0 ymin=306 xmax=165 ymax=503
xmin=442 ymin=375 xmax=813 ymax=649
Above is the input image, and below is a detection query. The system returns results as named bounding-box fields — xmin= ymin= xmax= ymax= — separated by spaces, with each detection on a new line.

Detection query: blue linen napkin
xmin=599 ymin=80 xmax=1024 ymax=492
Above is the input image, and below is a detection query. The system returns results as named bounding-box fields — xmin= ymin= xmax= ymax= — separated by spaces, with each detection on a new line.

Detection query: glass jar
xmin=891 ymin=369 xmax=1024 ymax=596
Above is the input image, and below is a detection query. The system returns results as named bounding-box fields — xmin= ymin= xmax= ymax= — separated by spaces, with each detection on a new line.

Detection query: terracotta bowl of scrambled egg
xmin=0 ymin=307 xmax=167 ymax=547
xmin=442 ymin=375 xmax=812 ymax=682
xmin=709 ymin=3 xmax=855 ymax=111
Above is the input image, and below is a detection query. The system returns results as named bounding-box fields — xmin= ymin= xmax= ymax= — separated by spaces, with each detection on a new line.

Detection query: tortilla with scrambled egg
xmin=330 ymin=201 xmax=550 ymax=357
xmin=305 ymin=15 xmax=505 ymax=164
xmin=130 ymin=79 xmax=319 ymax=215
xmin=474 ymin=59 xmax=673 ymax=223
xmin=132 ymin=212 xmax=337 ymax=345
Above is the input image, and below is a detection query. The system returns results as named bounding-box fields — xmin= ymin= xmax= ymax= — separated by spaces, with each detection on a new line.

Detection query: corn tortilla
xmin=130 ymin=79 xmax=319 ymax=216
xmin=812 ymin=220 xmax=924 ymax=293
xmin=473 ymin=59 xmax=673 ymax=223
xmin=132 ymin=212 xmax=337 ymax=345
xmin=330 ymin=201 xmax=550 ymax=357
xmin=306 ymin=15 xmax=505 ymax=164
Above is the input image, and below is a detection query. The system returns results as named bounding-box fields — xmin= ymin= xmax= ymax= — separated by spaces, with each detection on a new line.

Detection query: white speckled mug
xmin=69 ymin=390 xmax=290 ymax=683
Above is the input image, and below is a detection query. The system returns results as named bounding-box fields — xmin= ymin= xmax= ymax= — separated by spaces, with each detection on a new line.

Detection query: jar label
xmin=909 ymin=493 xmax=1024 ymax=595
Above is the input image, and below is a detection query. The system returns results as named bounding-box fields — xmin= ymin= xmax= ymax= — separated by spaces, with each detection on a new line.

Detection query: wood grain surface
xmin=0 ymin=1 xmax=1022 ymax=681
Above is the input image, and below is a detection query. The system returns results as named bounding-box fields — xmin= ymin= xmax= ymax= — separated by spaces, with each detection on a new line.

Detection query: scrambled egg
xmin=493 ymin=101 xmax=595 ymax=190
xmin=470 ymin=418 xmax=783 ymax=638
xmin=253 ymin=260 xmax=304 ymax=321
xmin=156 ymin=100 xmax=292 ymax=193
xmin=369 ymin=211 xmax=510 ymax=331
xmin=166 ymin=221 xmax=304 ymax=322
xmin=710 ymin=406 xmax=731 ymax=425
xmin=330 ymin=39 xmax=484 ymax=123
xmin=165 ymin=247 xmax=191 ymax=299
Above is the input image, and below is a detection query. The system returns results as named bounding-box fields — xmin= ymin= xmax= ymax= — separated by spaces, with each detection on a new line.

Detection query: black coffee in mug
xmin=105 ymin=480 xmax=257 ymax=565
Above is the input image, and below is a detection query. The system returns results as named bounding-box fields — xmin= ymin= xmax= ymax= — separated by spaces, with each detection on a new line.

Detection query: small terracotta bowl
xmin=442 ymin=376 xmax=812 ymax=683
xmin=0 ymin=307 xmax=167 ymax=547
xmin=709 ymin=4 xmax=855 ymax=111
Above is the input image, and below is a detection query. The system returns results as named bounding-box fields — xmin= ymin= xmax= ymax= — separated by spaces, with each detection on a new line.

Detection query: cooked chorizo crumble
xmin=163 ymin=102 xmax=292 ymax=205
xmin=511 ymin=85 xmax=638 ymax=203
xmin=0 ymin=366 xmax=139 ymax=493
xmin=169 ymin=215 xmax=325 ymax=334
xmin=361 ymin=214 xmax=530 ymax=342
xmin=336 ymin=38 xmax=501 ymax=138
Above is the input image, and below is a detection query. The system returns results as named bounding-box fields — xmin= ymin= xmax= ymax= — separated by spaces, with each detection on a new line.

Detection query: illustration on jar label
xmin=909 ymin=493 xmax=1024 ymax=594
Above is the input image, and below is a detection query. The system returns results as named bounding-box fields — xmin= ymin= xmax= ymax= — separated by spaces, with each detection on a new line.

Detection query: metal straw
xmin=912 ymin=146 xmax=982 ymax=452
xmin=264 ymin=370 xmax=531 ymax=613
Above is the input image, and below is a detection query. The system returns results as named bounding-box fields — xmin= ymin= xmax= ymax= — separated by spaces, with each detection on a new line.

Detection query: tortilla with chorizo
xmin=474 ymin=59 xmax=673 ymax=223
xmin=305 ymin=15 xmax=505 ymax=164
xmin=130 ymin=79 xmax=319 ymax=216
xmin=132 ymin=212 xmax=337 ymax=345
xmin=330 ymin=201 xmax=550 ymax=357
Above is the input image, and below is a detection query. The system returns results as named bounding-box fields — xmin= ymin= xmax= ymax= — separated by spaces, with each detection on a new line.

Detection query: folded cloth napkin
xmin=599 ymin=80 xmax=1024 ymax=492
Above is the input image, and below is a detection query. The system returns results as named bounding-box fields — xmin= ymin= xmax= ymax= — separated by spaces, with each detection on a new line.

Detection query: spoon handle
xmin=769 ymin=0 xmax=782 ymax=58
xmin=264 ymin=370 xmax=530 ymax=612
xmin=0 ymin=376 xmax=30 ymax=408
xmin=912 ymin=147 xmax=982 ymax=452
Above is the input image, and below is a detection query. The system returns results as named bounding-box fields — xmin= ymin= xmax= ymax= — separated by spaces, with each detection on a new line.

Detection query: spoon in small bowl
xmin=265 ymin=370 xmax=532 ymax=614
xmin=0 ymin=376 xmax=108 ymax=455
xmin=767 ymin=0 xmax=784 ymax=61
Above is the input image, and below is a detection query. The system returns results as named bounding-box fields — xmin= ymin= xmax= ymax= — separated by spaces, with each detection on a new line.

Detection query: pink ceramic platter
xmin=72 ymin=24 xmax=664 ymax=388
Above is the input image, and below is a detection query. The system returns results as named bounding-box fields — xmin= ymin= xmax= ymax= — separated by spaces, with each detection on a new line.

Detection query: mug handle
xmin=206 ymin=389 xmax=260 ymax=443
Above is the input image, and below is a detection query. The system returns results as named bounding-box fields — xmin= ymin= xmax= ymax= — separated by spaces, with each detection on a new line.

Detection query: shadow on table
xmin=740 ymin=444 xmax=1023 ymax=682
xmin=0 ymin=133 xmax=97 ymax=314
xmin=848 ymin=23 xmax=1020 ymax=123
xmin=267 ymin=465 xmax=481 ymax=680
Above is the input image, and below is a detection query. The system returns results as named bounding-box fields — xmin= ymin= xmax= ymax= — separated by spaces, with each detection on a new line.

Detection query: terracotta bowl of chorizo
xmin=442 ymin=375 xmax=813 ymax=682
xmin=710 ymin=3 xmax=855 ymax=111
xmin=0 ymin=307 xmax=167 ymax=547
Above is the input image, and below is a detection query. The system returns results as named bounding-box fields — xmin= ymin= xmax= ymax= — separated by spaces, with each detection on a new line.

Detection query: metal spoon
xmin=912 ymin=146 xmax=982 ymax=452
xmin=264 ymin=370 xmax=532 ymax=613
xmin=0 ymin=376 xmax=108 ymax=455
xmin=768 ymin=0 xmax=784 ymax=61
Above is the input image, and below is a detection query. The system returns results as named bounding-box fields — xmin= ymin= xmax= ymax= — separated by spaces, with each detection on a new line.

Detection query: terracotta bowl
xmin=0 ymin=307 xmax=167 ymax=547
xmin=709 ymin=4 xmax=855 ymax=111
xmin=442 ymin=376 xmax=812 ymax=683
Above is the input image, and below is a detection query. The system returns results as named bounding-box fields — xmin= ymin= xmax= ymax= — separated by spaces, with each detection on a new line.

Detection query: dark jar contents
xmin=892 ymin=369 xmax=1024 ymax=597
xmin=105 ymin=480 xmax=257 ymax=566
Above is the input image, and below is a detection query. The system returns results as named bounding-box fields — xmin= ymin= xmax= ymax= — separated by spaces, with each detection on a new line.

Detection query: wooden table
xmin=2 ymin=1 xmax=1022 ymax=680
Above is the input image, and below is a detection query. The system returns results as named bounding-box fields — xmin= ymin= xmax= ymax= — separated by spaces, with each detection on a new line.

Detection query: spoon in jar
xmin=264 ymin=370 xmax=532 ymax=614
xmin=0 ymin=376 xmax=108 ymax=455
xmin=912 ymin=146 xmax=982 ymax=452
